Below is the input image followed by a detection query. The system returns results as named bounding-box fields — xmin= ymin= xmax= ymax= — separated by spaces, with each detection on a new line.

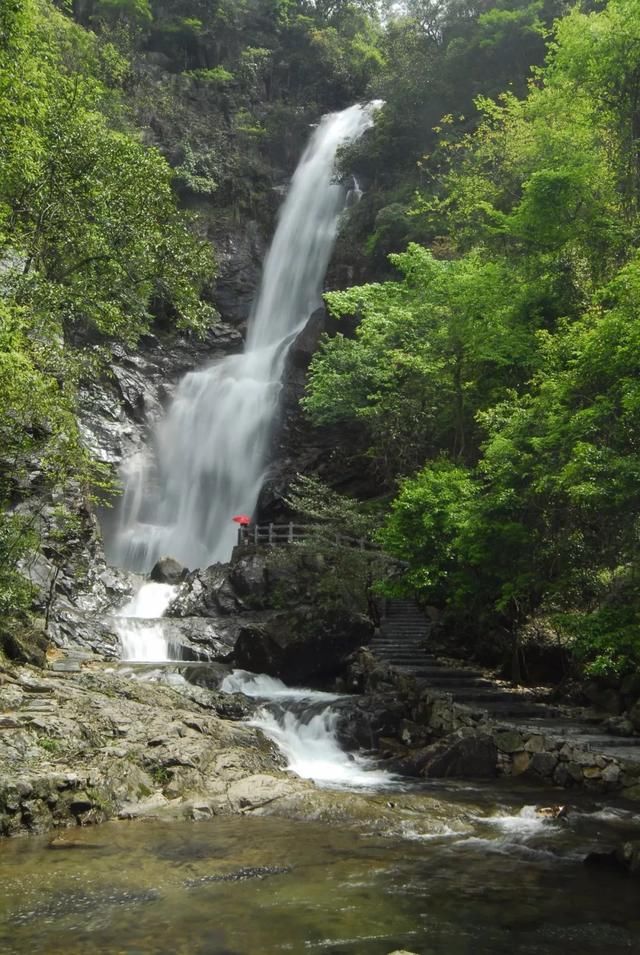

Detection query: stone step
xmin=376 ymin=627 xmax=426 ymax=634
xmin=372 ymin=648 xmax=429 ymax=657
xmin=481 ymin=702 xmax=565 ymax=718
xmin=373 ymin=638 xmax=428 ymax=646
xmin=395 ymin=665 xmax=486 ymax=679
xmin=446 ymin=688 xmax=522 ymax=703
xmin=513 ymin=717 xmax=606 ymax=736
xmin=414 ymin=676 xmax=495 ymax=689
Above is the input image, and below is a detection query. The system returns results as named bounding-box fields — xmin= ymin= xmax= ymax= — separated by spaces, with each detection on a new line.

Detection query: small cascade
xmin=109 ymin=101 xmax=382 ymax=574
xmin=114 ymin=581 xmax=178 ymax=663
xmin=221 ymin=669 xmax=397 ymax=790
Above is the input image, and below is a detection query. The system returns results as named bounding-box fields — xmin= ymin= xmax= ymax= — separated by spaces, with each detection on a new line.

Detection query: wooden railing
xmin=236 ymin=522 xmax=381 ymax=552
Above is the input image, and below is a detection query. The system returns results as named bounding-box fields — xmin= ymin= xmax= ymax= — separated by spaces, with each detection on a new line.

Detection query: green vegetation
xmin=305 ymin=0 xmax=640 ymax=679
xmin=2 ymin=0 xmax=638 ymax=688
xmin=0 ymin=0 xmax=214 ymax=619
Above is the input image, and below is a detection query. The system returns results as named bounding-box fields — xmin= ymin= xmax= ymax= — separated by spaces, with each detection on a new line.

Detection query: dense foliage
xmin=305 ymin=0 xmax=640 ymax=677
xmin=0 ymin=0 xmax=214 ymax=616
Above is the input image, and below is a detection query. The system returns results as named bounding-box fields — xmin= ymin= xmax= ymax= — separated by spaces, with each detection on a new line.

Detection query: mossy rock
xmin=0 ymin=619 xmax=49 ymax=667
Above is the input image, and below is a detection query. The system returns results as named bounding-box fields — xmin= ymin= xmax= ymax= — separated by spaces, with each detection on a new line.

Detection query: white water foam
xmin=109 ymin=101 xmax=383 ymax=573
xmin=115 ymin=581 xmax=177 ymax=663
xmin=221 ymin=669 xmax=341 ymax=703
xmin=223 ymin=668 xmax=397 ymax=790
xmin=250 ymin=707 xmax=395 ymax=789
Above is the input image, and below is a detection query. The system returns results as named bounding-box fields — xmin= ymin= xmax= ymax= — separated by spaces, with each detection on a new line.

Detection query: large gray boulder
xmin=150 ymin=556 xmax=187 ymax=585
xmin=233 ymin=608 xmax=373 ymax=684
xmin=399 ymin=733 xmax=498 ymax=779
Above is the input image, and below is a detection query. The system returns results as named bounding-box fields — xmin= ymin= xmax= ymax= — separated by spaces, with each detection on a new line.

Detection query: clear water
xmin=2 ymin=789 xmax=640 ymax=954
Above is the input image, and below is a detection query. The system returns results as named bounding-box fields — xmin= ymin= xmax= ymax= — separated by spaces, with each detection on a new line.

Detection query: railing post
xmin=253 ymin=523 xmax=258 ymax=545
xmin=288 ymin=521 xmax=294 ymax=543
xmin=268 ymin=523 xmax=273 ymax=544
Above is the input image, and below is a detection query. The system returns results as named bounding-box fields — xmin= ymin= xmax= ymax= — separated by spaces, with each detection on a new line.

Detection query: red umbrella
xmin=232 ymin=514 xmax=251 ymax=526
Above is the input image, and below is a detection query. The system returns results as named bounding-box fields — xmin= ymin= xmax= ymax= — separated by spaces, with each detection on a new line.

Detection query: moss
xmin=0 ymin=617 xmax=48 ymax=667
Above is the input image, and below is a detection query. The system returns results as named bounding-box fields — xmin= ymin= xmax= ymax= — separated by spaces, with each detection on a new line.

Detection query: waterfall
xmin=110 ymin=102 xmax=381 ymax=574
xmin=115 ymin=581 xmax=178 ymax=662
xmin=222 ymin=669 xmax=398 ymax=790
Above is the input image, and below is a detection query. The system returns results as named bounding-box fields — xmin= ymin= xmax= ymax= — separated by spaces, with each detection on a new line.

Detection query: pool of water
xmin=2 ymin=782 xmax=639 ymax=954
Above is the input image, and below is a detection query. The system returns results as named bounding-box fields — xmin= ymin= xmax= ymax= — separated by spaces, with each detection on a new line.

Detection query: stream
xmin=3 ymin=667 xmax=640 ymax=953
xmin=2 ymin=785 xmax=640 ymax=953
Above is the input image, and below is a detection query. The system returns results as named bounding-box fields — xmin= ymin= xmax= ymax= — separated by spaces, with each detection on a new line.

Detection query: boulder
xmin=168 ymin=564 xmax=239 ymax=618
xmin=400 ymin=733 xmax=498 ymax=779
xmin=0 ymin=620 xmax=49 ymax=667
xmin=150 ymin=557 xmax=187 ymax=585
xmin=585 ymin=840 xmax=640 ymax=877
xmin=233 ymin=608 xmax=373 ymax=684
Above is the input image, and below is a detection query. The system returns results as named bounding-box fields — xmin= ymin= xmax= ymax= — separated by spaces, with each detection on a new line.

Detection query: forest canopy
xmin=305 ymin=0 xmax=640 ymax=677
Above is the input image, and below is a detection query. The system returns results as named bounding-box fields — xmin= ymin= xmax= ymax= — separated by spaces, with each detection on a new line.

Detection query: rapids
xmin=221 ymin=669 xmax=398 ymax=789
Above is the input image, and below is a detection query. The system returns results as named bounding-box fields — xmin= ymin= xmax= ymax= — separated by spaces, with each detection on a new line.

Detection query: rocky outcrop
xmin=233 ymin=607 xmax=372 ymax=684
xmin=0 ymin=658 xmax=309 ymax=837
xmin=150 ymin=557 xmax=187 ymax=585
xmin=398 ymin=734 xmax=498 ymax=779
xmin=168 ymin=544 xmax=374 ymax=682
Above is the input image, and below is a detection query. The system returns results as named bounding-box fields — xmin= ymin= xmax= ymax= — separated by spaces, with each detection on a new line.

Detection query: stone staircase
xmin=371 ymin=599 xmax=640 ymax=763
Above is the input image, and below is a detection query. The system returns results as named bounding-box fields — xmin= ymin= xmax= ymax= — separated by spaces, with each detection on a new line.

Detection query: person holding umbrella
xmin=232 ymin=514 xmax=252 ymax=544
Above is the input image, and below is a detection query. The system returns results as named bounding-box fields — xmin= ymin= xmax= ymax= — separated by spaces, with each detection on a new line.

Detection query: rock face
xmin=169 ymin=545 xmax=375 ymax=683
xmin=234 ymin=607 xmax=372 ymax=684
xmin=0 ymin=657 xmax=308 ymax=837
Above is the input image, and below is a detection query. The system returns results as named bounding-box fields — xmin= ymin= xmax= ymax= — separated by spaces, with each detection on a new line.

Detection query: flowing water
xmin=3 ymin=667 xmax=640 ymax=951
xmin=109 ymin=102 xmax=381 ymax=575
xmin=3 ymin=798 xmax=640 ymax=954
xmin=18 ymin=100 xmax=639 ymax=950
xmin=114 ymin=581 xmax=178 ymax=663
xmin=221 ymin=670 xmax=399 ymax=790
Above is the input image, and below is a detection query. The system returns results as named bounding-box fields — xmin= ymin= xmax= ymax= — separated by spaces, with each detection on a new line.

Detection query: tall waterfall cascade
xmin=110 ymin=102 xmax=381 ymax=574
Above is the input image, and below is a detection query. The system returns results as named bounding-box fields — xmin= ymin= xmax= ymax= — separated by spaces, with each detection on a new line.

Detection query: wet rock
xmin=233 ymin=608 xmax=373 ymax=684
xmin=0 ymin=620 xmax=49 ymax=667
xmin=585 ymin=840 xmax=640 ymax=877
xmin=401 ymin=733 xmax=498 ymax=779
xmin=169 ymin=564 xmax=240 ymax=617
xmin=150 ymin=557 xmax=187 ymax=585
